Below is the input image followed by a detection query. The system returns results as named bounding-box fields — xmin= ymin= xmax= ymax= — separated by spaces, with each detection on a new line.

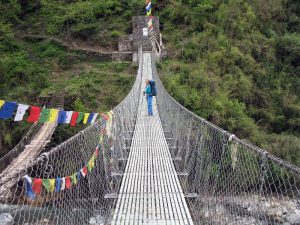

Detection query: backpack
xmin=149 ymin=80 xmax=157 ymax=96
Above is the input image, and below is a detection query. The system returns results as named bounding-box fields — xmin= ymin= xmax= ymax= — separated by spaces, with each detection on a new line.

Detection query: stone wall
xmin=132 ymin=16 xmax=160 ymax=51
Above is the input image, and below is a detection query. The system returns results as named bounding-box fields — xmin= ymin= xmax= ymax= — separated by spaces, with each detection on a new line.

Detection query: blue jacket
xmin=145 ymin=84 xmax=151 ymax=95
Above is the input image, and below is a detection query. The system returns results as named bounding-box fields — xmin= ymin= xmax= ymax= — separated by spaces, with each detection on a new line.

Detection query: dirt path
xmin=19 ymin=34 xmax=132 ymax=55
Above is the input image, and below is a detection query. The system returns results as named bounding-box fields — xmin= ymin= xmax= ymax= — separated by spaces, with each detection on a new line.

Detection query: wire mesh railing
xmin=152 ymin=54 xmax=300 ymax=225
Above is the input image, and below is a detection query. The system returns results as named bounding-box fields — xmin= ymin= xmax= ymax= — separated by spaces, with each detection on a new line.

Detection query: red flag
xmin=65 ymin=176 xmax=71 ymax=189
xmin=70 ymin=112 xmax=79 ymax=127
xmin=83 ymin=167 xmax=88 ymax=176
xmin=95 ymin=147 xmax=99 ymax=158
xmin=148 ymin=15 xmax=154 ymax=21
xmin=27 ymin=106 xmax=41 ymax=123
xmin=32 ymin=178 xmax=42 ymax=194
xmin=101 ymin=113 xmax=109 ymax=121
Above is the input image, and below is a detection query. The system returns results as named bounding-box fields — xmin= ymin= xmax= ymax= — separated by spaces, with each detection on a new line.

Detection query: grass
xmin=0 ymin=38 xmax=135 ymax=157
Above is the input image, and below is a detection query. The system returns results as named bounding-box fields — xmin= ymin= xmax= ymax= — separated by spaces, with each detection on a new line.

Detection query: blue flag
xmin=55 ymin=178 xmax=62 ymax=192
xmin=57 ymin=111 xmax=67 ymax=123
xmin=24 ymin=175 xmax=35 ymax=200
xmin=0 ymin=102 xmax=17 ymax=119
xmin=87 ymin=113 xmax=94 ymax=124
xmin=77 ymin=172 xmax=81 ymax=183
xmin=146 ymin=2 xmax=152 ymax=11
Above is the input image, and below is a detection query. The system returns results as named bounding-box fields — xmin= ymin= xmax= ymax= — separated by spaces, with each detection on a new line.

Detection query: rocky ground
xmin=1 ymin=194 xmax=300 ymax=224
xmin=198 ymin=194 xmax=300 ymax=225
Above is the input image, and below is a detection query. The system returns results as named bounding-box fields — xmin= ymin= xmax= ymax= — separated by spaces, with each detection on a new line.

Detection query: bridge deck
xmin=111 ymin=53 xmax=193 ymax=225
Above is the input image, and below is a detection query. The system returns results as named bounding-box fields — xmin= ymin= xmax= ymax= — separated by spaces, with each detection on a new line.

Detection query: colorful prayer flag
xmin=0 ymin=102 xmax=17 ymax=119
xmin=77 ymin=172 xmax=81 ymax=183
xmin=49 ymin=109 xmax=59 ymax=123
xmin=24 ymin=175 xmax=35 ymax=200
xmin=87 ymin=113 xmax=94 ymax=124
xmin=0 ymin=100 xmax=4 ymax=109
xmin=65 ymin=176 xmax=71 ymax=189
xmin=61 ymin=177 xmax=66 ymax=191
xmin=14 ymin=104 xmax=29 ymax=121
xmin=95 ymin=147 xmax=99 ymax=158
xmin=42 ymin=179 xmax=55 ymax=193
xmin=90 ymin=113 xmax=99 ymax=124
xmin=55 ymin=178 xmax=62 ymax=192
xmin=146 ymin=2 xmax=152 ymax=11
xmin=65 ymin=111 xmax=73 ymax=124
xmin=76 ymin=112 xmax=84 ymax=124
xmin=101 ymin=113 xmax=109 ymax=121
xmin=81 ymin=167 xmax=88 ymax=177
xmin=70 ymin=112 xmax=79 ymax=126
xmin=99 ymin=136 xmax=104 ymax=144
xmin=27 ymin=106 xmax=41 ymax=123
xmin=57 ymin=111 xmax=67 ymax=124
xmin=83 ymin=113 xmax=90 ymax=124
xmin=87 ymin=156 xmax=95 ymax=172
xmin=32 ymin=178 xmax=43 ymax=194
xmin=71 ymin=173 xmax=77 ymax=185
xmin=39 ymin=108 xmax=51 ymax=123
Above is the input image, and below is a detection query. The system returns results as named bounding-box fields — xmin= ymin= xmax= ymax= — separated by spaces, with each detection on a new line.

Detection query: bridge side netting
xmin=0 ymin=48 xmax=143 ymax=225
xmin=152 ymin=54 xmax=300 ymax=225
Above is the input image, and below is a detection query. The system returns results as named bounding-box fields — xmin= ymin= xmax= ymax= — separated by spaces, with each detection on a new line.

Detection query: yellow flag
xmin=49 ymin=179 xmax=56 ymax=192
xmin=88 ymin=156 xmax=95 ymax=172
xmin=106 ymin=111 xmax=114 ymax=137
xmin=99 ymin=136 xmax=104 ymax=144
xmin=83 ymin=113 xmax=90 ymax=124
xmin=49 ymin=109 xmax=59 ymax=122
xmin=0 ymin=100 xmax=4 ymax=109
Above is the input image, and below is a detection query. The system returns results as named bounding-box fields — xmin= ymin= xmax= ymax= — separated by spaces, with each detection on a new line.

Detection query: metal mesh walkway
xmin=111 ymin=53 xmax=193 ymax=225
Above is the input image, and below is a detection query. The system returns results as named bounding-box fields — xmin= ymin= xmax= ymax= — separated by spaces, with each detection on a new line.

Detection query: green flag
xmin=42 ymin=179 xmax=55 ymax=192
xmin=76 ymin=112 xmax=84 ymax=124
xmin=71 ymin=173 xmax=77 ymax=185
xmin=39 ymin=108 xmax=50 ymax=123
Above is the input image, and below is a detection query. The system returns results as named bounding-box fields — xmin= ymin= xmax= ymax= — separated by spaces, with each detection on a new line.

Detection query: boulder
xmin=287 ymin=213 xmax=300 ymax=224
xmin=0 ymin=213 xmax=13 ymax=225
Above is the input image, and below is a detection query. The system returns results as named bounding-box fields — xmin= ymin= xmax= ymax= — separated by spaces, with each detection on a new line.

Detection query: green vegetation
xmin=19 ymin=0 xmax=144 ymax=47
xmin=157 ymin=0 xmax=300 ymax=166
xmin=0 ymin=1 xmax=136 ymax=157
xmin=0 ymin=0 xmax=299 ymax=166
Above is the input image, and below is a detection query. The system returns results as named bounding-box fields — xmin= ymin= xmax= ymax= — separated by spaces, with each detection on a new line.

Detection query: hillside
xmin=0 ymin=0 xmax=299 ymax=165
xmin=0 ymin=1 xmax=137 ymax=157
xmin=157 ymin=0 xmax=300 ymax=165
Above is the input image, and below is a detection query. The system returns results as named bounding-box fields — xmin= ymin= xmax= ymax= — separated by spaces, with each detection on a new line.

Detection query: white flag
xmin=14 ymin=104 xmax=29 ymax=121
xmin=60 ymin=178 xmax=66 ymax=191
xmin=80 ymin=168 xmax=87 ymax=177
xmin=90 ymin=113 xmax=99 ymax=124
xmin=65 ymin=111 xmax=73 ymax=124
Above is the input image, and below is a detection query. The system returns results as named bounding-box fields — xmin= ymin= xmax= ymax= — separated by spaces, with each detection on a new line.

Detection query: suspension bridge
xmin=0 ymin=20 xmax=300 ymax=225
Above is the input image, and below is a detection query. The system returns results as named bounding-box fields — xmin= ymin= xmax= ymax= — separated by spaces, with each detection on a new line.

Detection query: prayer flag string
xmin=0 ymin=99 xmax=110 ymax=127
xmin=23 ymin=112 xmax=113 ymax=199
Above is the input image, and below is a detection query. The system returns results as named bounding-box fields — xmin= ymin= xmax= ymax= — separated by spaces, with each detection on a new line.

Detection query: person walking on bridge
xmin=144 ymin=79 xmax=153 ymax=116
xmin=144 ymin=79 xmax=157 ymax=116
